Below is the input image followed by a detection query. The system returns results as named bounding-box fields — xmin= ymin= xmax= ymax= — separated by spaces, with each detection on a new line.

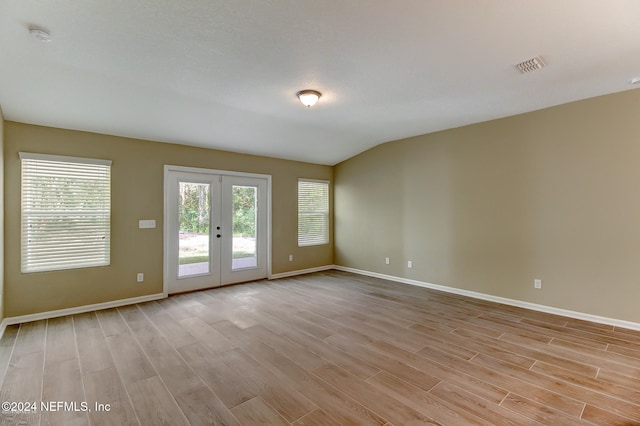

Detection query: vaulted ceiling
xmin=1 ymin=1 xmax=640 ymax=165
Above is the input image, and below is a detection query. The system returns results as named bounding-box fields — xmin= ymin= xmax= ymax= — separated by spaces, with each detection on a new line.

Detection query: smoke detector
xmin=515 ymin=56 xmax=545 ymax=74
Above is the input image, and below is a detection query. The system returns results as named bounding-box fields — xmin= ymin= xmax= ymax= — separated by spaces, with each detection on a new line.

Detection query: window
xmin=20 ymin=153 xmax=111 ymax=273
xmin=298 ymin=179 xmax=329 ymax=246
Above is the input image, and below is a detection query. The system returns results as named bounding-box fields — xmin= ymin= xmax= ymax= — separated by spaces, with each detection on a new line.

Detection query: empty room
xmin=1 ymin=1 xmax=640 ymax=425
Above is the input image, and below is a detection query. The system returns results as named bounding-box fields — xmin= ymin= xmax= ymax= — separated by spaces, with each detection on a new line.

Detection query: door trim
xmin=163 ymin=165 xmax=272 ymax=296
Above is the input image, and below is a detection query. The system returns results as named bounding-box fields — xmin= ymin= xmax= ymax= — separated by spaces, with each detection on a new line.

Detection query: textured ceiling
xmin=1 ymin=1 xmax=640 ymax=165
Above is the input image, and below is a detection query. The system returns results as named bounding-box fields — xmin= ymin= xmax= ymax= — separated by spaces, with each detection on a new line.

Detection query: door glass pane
xmin=232 ymin=185 xmax=257 ymax=270
xmin=178 ymin=182 xmax=211 ymax=277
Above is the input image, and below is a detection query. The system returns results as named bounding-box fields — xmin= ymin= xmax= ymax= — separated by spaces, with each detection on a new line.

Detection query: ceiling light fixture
xmin=296 ymin=90 xmax=321 ymax=108
xmin=630 ymin=76 xmax=640 ymax=85
xmin=29 ymin=26 xmax=52 ymax=42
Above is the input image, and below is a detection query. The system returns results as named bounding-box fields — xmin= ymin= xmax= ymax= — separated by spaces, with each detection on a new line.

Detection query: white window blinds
xmin=20 ymin=153 xmax=112 ymax=273
xmin=298 ymin=179 xmax=329 ymax=246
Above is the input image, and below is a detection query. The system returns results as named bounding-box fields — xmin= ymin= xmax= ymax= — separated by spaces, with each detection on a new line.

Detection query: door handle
xmin=217 ymin=234 xmax=221 ymax=238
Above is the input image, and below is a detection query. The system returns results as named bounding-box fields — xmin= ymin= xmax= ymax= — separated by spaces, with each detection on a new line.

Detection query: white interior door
xmin=164 ymin=167 xmax=269 ymax=294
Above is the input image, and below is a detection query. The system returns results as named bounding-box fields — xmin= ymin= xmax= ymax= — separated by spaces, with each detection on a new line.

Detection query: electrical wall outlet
xmin=289 ymin=254 xmax=294 ymax=262
xmin=137 ymin=273 xmax=144 ymax=282
xmin=407 ymin=260 xmax=413 ymax=268
xmin=534 ymin=279 xmax=542 ymax=289
xmin=385 ymin=257 xmax=390 ymax=265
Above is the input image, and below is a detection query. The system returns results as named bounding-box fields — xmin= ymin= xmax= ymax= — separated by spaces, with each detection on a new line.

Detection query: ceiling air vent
xmin=515 ymin=56 xmax=545 ymax=74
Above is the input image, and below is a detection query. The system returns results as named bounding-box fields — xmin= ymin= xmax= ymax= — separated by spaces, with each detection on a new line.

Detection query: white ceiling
xmin=1 ymin=1 xmax=640 ymax=165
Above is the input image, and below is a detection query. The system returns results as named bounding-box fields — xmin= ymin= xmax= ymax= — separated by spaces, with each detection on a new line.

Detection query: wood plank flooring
xmin=1 ymin=270 xmax=640 ymax=425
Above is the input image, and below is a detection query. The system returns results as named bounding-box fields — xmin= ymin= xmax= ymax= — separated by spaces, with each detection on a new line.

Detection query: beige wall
xmin=4 ymin=122 xmax=333 ymax=317
xmin=335 ymin=88 xmax=640 ymax=323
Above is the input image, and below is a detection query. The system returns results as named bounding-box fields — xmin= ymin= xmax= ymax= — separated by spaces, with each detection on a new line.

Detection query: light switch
xmin=139 ymin=220 xmax=156 ymax=229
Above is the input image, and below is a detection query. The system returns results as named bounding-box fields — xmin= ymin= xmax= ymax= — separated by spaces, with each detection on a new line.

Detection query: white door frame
xmin=163 ymin=165 xmax=272 ymax=296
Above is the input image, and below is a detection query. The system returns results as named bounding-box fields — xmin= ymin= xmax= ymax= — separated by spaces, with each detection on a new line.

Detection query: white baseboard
xmin=3 ymin=264 xmax=637 ymax=340
xmin=334 ymin=265 xmax=640 ymax=331
xmin=0 ymin=293 xmax=166 ymax=339
xmin=269 ymin=265 xmax=335 ymax=280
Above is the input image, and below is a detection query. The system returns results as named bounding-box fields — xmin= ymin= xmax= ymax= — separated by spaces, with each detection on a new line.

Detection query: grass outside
xmin=179 ymin=232 xmax=256 ymax=264
xmin=179 ymin=251 xmax=254 ymax=265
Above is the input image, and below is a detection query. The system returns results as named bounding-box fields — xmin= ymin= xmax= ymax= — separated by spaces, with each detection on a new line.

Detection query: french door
xmin=164 ymin=166 xmax=269 ymax=294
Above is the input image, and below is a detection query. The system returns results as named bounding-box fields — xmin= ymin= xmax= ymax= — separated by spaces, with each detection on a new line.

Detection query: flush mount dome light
xmin=29 ymin=26 xmax=52 ymax=42
xmin=296 ymin=90 xmax=321 ymax=108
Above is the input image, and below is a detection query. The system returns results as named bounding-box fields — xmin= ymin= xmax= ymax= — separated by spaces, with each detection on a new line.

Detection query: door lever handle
xmin=216 ymin=234 xmax=222 ymax=238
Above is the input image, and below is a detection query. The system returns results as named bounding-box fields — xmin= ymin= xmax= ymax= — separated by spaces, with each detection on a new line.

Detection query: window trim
xmin=20 ymin=152 xmax=112 ymax=273
xmin=297 ymin=178 xmax=330 ymax=247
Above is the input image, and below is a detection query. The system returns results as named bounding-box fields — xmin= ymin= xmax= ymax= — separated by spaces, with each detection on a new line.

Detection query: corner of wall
xmin=0 ymin=105 xmax=4 ymax=324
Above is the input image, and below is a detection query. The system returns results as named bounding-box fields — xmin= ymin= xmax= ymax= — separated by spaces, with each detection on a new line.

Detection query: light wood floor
xmin=1 ymin=271 xmax=640 ymax=425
